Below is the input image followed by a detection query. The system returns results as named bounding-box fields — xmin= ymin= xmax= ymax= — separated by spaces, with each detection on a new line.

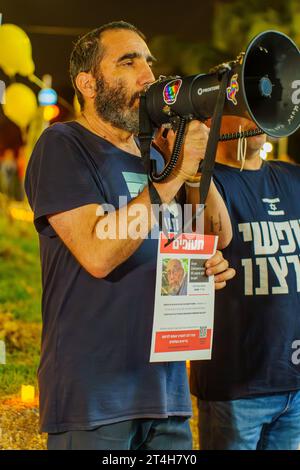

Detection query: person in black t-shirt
xmin=25 ymin=21 xmax=235 ymax=450
xmin=190 ymin=115 xmax=300 ymax=450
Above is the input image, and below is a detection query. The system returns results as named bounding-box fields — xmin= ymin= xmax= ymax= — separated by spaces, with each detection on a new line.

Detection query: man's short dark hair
xmin=70 ymin=21 xmax=146 ymax=109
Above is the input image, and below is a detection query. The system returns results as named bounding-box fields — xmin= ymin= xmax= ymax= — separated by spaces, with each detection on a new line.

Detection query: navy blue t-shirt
xmin=25 ymin=121 xmax=191 ymax=433
xmin=190 ymin=161 xmax=300 ymax=401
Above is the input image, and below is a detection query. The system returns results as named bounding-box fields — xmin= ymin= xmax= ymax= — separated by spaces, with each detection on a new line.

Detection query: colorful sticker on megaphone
xmin=163 ymin=79 xmax=182 ymax=105
xmin=226 ymin=73 xmax=239 ymax=106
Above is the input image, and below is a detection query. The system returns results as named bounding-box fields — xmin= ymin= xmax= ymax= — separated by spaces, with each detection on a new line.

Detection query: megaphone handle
xmin=163 ymin=72 xmax=229 ymax=247
xmin=164 ymin=73 xmax=229 ymax=247
xmin=199 ymin=71 xmax=229 ymax=206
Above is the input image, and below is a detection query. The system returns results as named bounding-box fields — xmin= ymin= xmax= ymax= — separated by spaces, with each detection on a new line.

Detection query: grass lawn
xmin=0 ymin=208 xmax=42 ymax=396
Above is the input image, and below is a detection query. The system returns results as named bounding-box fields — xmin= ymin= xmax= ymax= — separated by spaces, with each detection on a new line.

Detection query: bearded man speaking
xmin=25 ymin=21 xmax=235 ymax=450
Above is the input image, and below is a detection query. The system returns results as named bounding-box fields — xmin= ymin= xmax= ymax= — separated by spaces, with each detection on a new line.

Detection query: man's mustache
xmin=128 ymin=91 xmax=142 ymax=108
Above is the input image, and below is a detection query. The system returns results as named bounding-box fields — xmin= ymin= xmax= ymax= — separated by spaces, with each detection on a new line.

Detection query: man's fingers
xmin=214 ymin=268 xmax=236 ymax=284
xmin=205 ymin=252 xmax=236 ymax=290
xmin=205 ymin=250 xmax=223 ymax=269
xmin=214 ymin=281 xmax=227 ymax=291
xmin=206 ymin=258 xmax=229 ymax=276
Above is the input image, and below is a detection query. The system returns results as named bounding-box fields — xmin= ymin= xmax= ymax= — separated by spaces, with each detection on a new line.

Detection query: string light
xmin=260 ymin=149 xmax=267 ymax=160
xmin=260 ymin=141 xmax=273 ymax=160
xmin=263 ymin=142 xmax=273 ymax=153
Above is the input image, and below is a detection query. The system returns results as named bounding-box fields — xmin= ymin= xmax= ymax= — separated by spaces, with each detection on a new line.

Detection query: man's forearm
xmin=48 ymin=120 xmax=211 ymax=278
xmin=91 ymin=176 xmax=183 ymax=277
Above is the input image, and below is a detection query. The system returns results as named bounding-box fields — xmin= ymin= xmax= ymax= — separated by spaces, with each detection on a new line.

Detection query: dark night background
xmin=1 ymin=0 xmax=300 ymax=160
xmin=0 ymin=0 xmax=219 ymax=96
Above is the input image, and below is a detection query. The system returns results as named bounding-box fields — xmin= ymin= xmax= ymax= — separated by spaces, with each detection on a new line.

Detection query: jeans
xmin=48 ymin=416 xmax=192 ymax=450
xmin=198 ymin=390 xmax=300 ymax=450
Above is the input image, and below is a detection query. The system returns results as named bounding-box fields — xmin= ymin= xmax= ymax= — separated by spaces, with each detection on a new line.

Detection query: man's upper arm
xmin=47 ymin=203 xmax=106 ymax=277
xmin=25 ymin=126 xmax=106 ymax=237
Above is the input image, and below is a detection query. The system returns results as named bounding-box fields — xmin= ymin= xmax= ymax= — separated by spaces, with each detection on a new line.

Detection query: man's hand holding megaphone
xmin=153 ymin=121 xmax=209 ymax=183
xmin=152 ymin=121 xmax=233 ymax=249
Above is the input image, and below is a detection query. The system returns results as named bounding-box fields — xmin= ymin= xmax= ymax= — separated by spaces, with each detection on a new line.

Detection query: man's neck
xmin=216 ymin=146 xmax=263 ymax=170
xmin=77 ymin=110 xmax=140 ymax=157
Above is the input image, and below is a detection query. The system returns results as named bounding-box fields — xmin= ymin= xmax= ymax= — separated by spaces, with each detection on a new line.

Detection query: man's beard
xmin=94 ymin=74 xmax=140 ymax=134
xmin=167 ymin=282 xmax=181 ymax=295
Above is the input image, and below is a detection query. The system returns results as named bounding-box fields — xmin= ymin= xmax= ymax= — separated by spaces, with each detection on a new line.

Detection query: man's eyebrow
xmin=117 ymin=52 xmax=157 ymax=63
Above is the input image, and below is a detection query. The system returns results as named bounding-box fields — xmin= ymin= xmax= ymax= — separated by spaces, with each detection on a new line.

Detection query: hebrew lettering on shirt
xmin=238 ymin=219 xmax=300 ymax=296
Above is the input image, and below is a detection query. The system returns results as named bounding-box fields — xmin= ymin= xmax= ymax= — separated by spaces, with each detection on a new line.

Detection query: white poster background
xmin=150 ymin=232 xmax=218 ymax=362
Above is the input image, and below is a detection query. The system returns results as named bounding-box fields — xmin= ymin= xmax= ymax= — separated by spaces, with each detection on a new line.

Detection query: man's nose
xmin=137 ymin=63 xmax=155 ymax=88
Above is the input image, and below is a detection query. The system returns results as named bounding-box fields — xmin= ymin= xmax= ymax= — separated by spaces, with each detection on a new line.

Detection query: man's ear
xmin=75 ymin=72 xmax=97 ymax=102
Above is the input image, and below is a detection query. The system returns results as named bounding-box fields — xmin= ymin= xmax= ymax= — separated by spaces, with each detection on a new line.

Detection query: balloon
xmin=0 ymin=24 xmax=35 ymax=77
xmin=3 ymin=83 xmax=37 ymax=129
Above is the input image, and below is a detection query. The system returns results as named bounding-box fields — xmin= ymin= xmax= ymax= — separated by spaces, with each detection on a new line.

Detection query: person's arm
xmin=48 ymin=176 xmax=182 ymax=278
xmin=48 ymin=121 xmax=208 ymax=278
xmin=47 ymin=121 xmax=235 ymax=286
xmin=48 ymin=190 xmax=235 ymax=286
xmin=185 ymin=179 xmax=232 ymax=249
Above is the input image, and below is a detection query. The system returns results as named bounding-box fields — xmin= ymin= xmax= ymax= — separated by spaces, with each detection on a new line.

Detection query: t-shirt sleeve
xmin=25 ymin=126 xmax=107 ymax=236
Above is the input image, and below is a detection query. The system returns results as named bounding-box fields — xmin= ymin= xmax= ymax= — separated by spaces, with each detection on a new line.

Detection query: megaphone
xmin=144 ymin=30 xmax=300 ymax=139
xmin=138 ymin=30 xmax=300 ymax=245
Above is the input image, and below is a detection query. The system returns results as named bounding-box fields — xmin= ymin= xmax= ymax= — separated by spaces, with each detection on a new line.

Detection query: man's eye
xmin=123 ymin=61 xmax=133 ymax=66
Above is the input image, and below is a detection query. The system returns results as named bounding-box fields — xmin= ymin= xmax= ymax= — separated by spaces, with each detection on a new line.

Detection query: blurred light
xmin=9 ymin=206 xmax=33 ymax=222
xmin=43 ymin=104 xmax=60 ymax=121
xmin=260 ymin=149 xmax=267 ymax=160
xmin=73 ymin=94 xmax=81 ymax=117
xmin=21 ymin=385 xmax=35 ymax=403
xmin=263 ymin=142 xmax=273 ymax=153
xmin=38 ymin=88 xmax=57 ymax=106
